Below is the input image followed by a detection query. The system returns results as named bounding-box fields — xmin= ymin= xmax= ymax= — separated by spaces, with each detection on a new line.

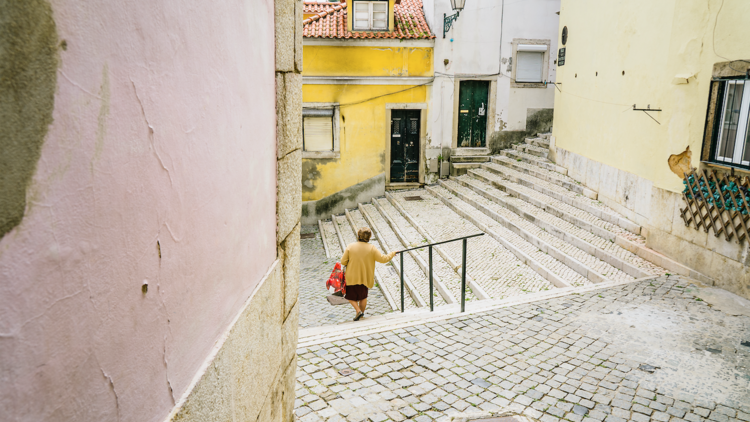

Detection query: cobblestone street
xmin=300 ymin=225 xmax=393 ymax=329
xmin=294 ymin=276 xmax=750 ymax=421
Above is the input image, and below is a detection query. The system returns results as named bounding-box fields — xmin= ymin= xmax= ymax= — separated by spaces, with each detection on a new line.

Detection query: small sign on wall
xmin=558 ymin=47 xmax=566 ymax=66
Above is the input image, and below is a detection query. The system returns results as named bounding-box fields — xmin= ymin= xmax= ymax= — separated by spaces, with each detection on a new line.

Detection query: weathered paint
xmin=551 ymin=0 xmax=750 ymax=297
xmin=553 ymin=0 xmax=750 ymax=193
xmin=422 ymin=0 xmax=560 ymax=148
xmin=0 ymin=1 xmax=278 ymax=421
xmin=303 ymin=45 xmax=433 ymax=77
xmin=302 ymin=83 xmax=429 ymax=201
xmin=0 ymin=0 xmax=59 ymax=239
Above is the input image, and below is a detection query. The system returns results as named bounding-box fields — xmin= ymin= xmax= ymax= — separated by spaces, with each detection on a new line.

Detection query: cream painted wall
xmin=0 ymin=1 xmax=278 ymax=421
xmin=553 ymin=0 xmax=750 ymax=193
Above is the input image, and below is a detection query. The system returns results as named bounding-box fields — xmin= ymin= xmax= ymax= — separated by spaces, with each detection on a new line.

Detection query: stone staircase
xmin=449 ymin=147 xmax=492 ymax=176
xmin=317 ymin=134 xmax=708 ymax=314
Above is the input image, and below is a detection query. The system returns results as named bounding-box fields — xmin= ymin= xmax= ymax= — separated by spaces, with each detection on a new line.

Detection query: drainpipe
xmin=498 ymin=0 xmax=505 ymax=75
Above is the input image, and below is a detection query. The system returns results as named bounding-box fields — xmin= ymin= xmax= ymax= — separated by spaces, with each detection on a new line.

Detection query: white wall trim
xmin=303 ymin=102 xmax=340 ymax=155
xmin=303 ymin=38 xmax=435 ymax=48
xmin=303 ymin=76 xmax=434 ymax=85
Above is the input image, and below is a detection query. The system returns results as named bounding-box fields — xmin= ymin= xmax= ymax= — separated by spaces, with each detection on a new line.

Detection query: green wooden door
xmin=457 ymin=80 xmax=489 ymax=147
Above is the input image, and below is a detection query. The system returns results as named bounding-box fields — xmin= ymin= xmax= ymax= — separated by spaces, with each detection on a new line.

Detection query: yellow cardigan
xmin=341 ymin=241 xmax=396 ymax=288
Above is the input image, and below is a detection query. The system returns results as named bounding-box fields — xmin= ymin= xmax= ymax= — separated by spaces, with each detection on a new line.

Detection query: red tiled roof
xmin=303 ymin=0 xmax=434 ymax=40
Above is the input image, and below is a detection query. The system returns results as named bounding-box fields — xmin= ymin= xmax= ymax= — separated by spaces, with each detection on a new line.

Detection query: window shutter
xmin=372 ymin=2 xmax=388 ymax=29
xmin=516 ymin=51 xmax=544 ymax=83
xmin=353 ymin=2 xmax=370 ymax=30
xmin=303 ymin=116 xmax=333 ymax=151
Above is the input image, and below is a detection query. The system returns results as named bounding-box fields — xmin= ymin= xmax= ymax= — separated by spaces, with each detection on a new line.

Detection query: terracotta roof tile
xmin=303 ymin=0 xmax=434 ymax=40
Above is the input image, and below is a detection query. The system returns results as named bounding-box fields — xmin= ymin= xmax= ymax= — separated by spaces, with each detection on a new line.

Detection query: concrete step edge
xmin=478 ymin=163 xmax=641 ymax=235
xmin=437 ymin=180 xmax=609 ymax=285
xmin=458 ymin=174 xmax=650 ymax=279
xmin=384 ymin=192 xmax=491 ymax=301
xmin=297 ymin=276 xmax=651 ymax=348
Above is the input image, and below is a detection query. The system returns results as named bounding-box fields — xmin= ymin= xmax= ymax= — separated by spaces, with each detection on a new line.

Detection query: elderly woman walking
xmin=341 ymin=227 xmax=396 ymax=321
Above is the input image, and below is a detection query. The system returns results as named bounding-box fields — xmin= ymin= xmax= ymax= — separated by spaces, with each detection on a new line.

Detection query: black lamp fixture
xmin=443 ymin=0 xmax=466 ymax=38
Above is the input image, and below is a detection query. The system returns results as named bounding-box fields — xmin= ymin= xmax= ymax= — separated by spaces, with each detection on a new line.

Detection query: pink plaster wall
xmin=0 ymin=1 xmax=278 ymax=421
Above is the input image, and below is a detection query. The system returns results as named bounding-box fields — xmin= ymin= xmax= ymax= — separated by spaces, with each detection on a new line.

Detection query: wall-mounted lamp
xmin=443 ymin=0 xmax=466 ymax=38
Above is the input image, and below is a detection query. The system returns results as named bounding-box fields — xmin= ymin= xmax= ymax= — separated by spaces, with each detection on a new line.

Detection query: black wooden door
xmin=390 ymin=110 xmax=420 ymax=183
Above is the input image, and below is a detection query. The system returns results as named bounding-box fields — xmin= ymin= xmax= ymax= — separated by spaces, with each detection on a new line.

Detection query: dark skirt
xmin=344 ymin=284 xmax=369 ymax=301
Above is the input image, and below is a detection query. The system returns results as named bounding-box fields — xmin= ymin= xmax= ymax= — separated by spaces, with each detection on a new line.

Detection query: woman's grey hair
xmin=357 ymin=227 xmax=372 ymax=243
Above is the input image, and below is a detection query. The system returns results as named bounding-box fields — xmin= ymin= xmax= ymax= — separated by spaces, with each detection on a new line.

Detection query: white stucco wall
xmin=423 ymin=0 xmax=560 ymax=147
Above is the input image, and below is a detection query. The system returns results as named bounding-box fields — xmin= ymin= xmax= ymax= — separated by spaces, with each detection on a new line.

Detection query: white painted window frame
xmin=715 ymin=80 xmax=750 ymax=166
xmin=352 ymin=1 xmax=388 ymax=31
xmin=511 ymin=38 xmax=551 ymax=88
xmin=303 ymin=103 xmax=340 ymax=159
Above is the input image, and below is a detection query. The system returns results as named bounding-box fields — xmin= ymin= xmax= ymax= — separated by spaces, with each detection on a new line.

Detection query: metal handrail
xmin=395 ymin=233 xmax=484 ymax=313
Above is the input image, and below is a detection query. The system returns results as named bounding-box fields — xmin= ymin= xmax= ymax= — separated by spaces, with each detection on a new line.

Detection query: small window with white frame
xmin=512 ymin=41 xmax=550 ymax=85
xmin=713 ymin=79 xmax=750 ymax=166
xmin=303 ymin=105 xmax=340 ymax=158
xmin=353 ymin=1 xmax=388 ymax=31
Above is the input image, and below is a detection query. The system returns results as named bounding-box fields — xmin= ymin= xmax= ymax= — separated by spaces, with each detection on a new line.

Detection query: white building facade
xmin=421 ymin=0 xmax=560 ymax=168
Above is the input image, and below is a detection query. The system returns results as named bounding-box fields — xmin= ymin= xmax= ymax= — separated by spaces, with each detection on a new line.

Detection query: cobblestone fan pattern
xmin=444 ymin=178 xmax=632 ymax=283
xmin=300 ymin=225 xmax=392 ymax=328
xmin=452 ymin=176 xmax=663 ymax=278
xmin=391 ymin=191 xmax=555 ymax=298
xmin=294 ymin=276 xmax=750 ymax=421
xmin=362 ymin=204 xmax=447 ymax=308
xmin=348 ymin=209 xmax=418 ymax=311
xmin=427 ymin=186 xmax=591 ymax=288
xmin=376 ymin=198 xmax=477 ymax=303
xmin=472 ymin=168 xmax=642 ymax=244
xmin=482 ymin=161 xmax=616 ymax=215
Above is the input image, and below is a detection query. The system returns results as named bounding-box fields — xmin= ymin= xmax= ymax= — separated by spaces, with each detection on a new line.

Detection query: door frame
xmin=451 ymin=77 xmax=497 ymax=149
xmin=385 ymin=103 xmax=427 ymax=187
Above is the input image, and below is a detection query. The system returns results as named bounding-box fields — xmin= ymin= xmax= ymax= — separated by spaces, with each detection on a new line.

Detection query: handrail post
xmin=429 ymin=246 xmax=434 ymax=312
xmin=400 ymin=252 xmax=404 ymax=313
xmin=461 ymin=238 xmax=467 ymax=313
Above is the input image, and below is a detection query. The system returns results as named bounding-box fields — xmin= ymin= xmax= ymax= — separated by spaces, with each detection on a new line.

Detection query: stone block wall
xmin=165 ymin=0 xmax=303 ymax=420
xmin=555 ymin=145 xmax=750 ymax=299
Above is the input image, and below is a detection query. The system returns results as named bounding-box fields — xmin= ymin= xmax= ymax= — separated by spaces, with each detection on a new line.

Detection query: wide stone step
xmin=451 ymin=155 xmax=491 ymax=163
xmin=452 ymin=147 xmax=490 ymax=156
xmin=384 ymin=192 xmax=490 ymax=301
xmin=450 ymin=162 xmax=482 ymax=176
xmin=388 ymin=189 xmax=557 ymax=299
xmin=374 ymin=197 xmax=475 ymax=305
xmin=500 ymin=149 xmax=567 ymax=175
xmin=360 ymin=203 xmax=441 ymax=308
xmin=452 ymin=175 xmax=660 ymax=279
xmin=514 ymin=143 xmax=549 ymax=159
xmin=479 ymin=162 xmax=641 ymax=234
xmin=319 ymin=220 xmax=343 ymax=258
xmin=526 ymin=137 xmax=550 ymax=149
xmin=489 ymin=156 xmax=598 ymax=199
xmin=439 ymin=179 xmax=630 ymax=284
xmin=427 ymin=184 xmax=589 ymax=288
xmin=469 ymin=168 xmax=641 ymax=238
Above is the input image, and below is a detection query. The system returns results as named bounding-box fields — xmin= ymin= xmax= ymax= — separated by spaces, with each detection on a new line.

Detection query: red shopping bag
xmin=326 ymin=262 xmax=346 ymax=295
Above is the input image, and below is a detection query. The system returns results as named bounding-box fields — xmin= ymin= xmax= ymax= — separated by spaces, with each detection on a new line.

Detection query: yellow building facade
xmin=301 ymin=0 xmax=434 ymax=223
xmin=552 ymin=0 xmax=750 ymax=296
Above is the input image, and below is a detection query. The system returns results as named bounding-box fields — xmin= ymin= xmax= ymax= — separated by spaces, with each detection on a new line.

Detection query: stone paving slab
xmin=300 ymin=225 xmax=392 ymax=329
xmin=294 ymin=276 xmax=750 ymax=421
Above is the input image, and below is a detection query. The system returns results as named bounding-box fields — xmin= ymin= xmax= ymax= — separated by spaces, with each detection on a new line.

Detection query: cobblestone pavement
xmin=300 ymin=225 xmax=393 ymax=329
xmin=294 ymin=276 xmax=750 ymax=421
